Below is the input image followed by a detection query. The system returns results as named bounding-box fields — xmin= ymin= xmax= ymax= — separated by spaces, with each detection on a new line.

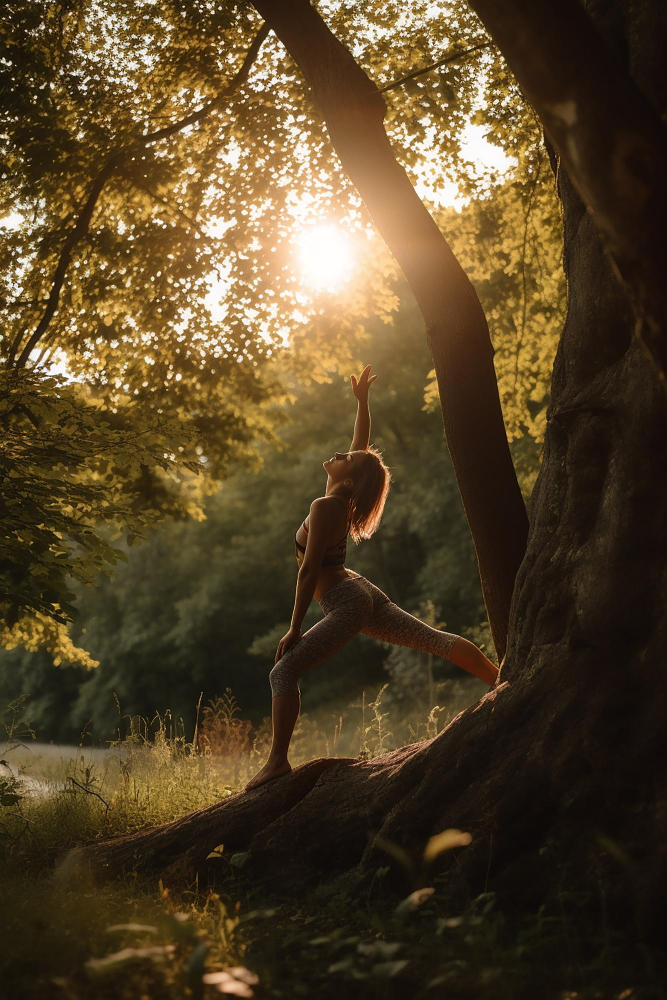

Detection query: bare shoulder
xmin=310 ymin=496 xmax=340 ymax=516
xmin=309 ymin=496 xmax=347 ymax=525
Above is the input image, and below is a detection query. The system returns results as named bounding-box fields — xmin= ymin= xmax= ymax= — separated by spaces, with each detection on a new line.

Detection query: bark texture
xmin=465 ymin=0 xmax=667 ymax=383
xmin=67 ymin=0 xmax=667 ymax=935
xmin=249 ymin=0 xmax=528 ymax=660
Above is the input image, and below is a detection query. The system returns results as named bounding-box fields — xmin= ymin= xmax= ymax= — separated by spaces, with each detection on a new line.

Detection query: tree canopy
xmin=1 ymin=0 xmax=562 ymax=666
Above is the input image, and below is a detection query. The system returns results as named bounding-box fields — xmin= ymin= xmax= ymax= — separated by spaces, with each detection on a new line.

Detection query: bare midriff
xmin=295 ymin=518 xmax=357 ymax=602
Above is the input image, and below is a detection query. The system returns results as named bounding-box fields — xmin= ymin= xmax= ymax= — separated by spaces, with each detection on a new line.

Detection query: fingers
xmin=351 ymin=365 xmax=375 ymax=386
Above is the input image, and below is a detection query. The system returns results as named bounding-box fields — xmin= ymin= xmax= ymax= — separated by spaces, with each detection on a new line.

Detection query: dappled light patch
xmin=85 ymin=943 xmax=176 ymax=972
xmin=203 ymin=966 xmax=259 ymax=997
xmin=423 ymin=827 xmax=473 ymax=862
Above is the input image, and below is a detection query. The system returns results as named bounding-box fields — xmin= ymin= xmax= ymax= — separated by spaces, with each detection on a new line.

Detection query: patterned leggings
xmin=269 ymin=573 xmax=461 ymax=698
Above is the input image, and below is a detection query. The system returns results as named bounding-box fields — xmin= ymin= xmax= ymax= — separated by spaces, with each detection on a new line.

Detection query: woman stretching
xmin=244 ymin=365 xmax=499 ymax=792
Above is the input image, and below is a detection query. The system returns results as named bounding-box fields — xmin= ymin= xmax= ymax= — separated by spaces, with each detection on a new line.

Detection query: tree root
xmin=58 ymin=756 xmax=357 ymax=884
xmin=55 ymin=672 xmax=667 ymax=947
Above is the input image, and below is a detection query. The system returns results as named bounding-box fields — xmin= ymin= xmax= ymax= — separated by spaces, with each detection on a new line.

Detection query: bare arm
xmin=275 ymin=498 xmax=337 ymax=662
xmin=350 ymin=364 xmax=378 ymax=451
xmin=350 ymin=396 xmax=370 ymax=452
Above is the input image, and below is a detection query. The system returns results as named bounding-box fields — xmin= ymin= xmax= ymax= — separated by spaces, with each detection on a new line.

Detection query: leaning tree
xmin=68 ymin=0 xmax=667 ymax=935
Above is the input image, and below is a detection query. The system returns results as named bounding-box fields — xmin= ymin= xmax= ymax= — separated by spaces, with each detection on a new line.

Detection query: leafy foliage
xmin=0 ymin=365 xmax=210 ymax=663
xmin=1 ymin=0 xmax=562 ymax=664
xmin=0 ymin=295 xmax=541 ymax=740
xmin=426 ymin=149 xmax=565 ymax=443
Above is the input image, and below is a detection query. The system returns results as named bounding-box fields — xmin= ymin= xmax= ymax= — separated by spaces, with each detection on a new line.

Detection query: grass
xmin=1 ymin=686 xmax=664 ymax=1000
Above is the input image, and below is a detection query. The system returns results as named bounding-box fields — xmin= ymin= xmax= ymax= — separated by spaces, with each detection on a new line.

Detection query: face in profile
xmin=323 ymin=451 xmax=360 ymax=484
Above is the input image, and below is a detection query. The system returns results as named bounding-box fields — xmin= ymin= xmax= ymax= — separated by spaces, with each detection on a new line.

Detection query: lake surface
xmin=0 ymin=741 xmax=127 ymax=797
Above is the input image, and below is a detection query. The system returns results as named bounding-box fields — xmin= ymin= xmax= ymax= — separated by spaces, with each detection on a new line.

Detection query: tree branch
xmin=142 ymin=22 xmax=271 ymax=144
xmin=11 ymin=155 xmax=123 ymax=371
xmin=7 ymin=23 xmax=271 ymax=370
xmin=67 ymin=776 xmax=111 ymax=818
xmin=512 ymin=145 xmax=544 ymax=395
xmin=379 ymin=42 xmax=493 ymax=95
xmin=122 ymin=175 xmax=208 ymax=237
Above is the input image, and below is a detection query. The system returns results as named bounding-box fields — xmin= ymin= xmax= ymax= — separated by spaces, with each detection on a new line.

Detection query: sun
xmin=297 ymin=225 xmax=355 ymax=291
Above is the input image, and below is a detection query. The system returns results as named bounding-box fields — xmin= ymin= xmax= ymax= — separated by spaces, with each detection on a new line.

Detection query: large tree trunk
xmin=249 ymin=0 xmax=528 ymax=661
xmin=465 ymin=0 xmax=667 ymax=385
xmin=67 ymin=0 xmax=667 ymax=936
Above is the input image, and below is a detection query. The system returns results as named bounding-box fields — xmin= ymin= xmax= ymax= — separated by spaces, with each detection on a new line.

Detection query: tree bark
xmin=465 ymin=0 xmax=667 ymax=385
xmin=65 ymin=0 xmax=667 ymax=937
xmin=249 ymin=0 xmax=528 ymax=661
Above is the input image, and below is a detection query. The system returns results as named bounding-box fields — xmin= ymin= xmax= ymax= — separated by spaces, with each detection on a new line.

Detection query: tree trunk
xmin=249 ymin=0 xmax=528 ymax=661
xmin=66 ymin=0 xmax=667 ymax=936
xmin=464 ymin=0 xmax=667 ymax=384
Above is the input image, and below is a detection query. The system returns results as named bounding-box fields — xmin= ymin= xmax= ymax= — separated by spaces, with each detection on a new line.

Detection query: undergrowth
xmin=1 ymin=689 xmax=664 ymax=1000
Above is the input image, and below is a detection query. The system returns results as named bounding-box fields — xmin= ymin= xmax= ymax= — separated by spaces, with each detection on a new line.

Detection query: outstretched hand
xmin=350 ymin=364 xmax=378 ymax=400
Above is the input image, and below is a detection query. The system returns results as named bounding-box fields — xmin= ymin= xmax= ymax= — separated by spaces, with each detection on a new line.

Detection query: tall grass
xmin=2 ymin=680 xmax=662 ymax=1000
xmin=1 ymin=678 xmax=482 ymax=872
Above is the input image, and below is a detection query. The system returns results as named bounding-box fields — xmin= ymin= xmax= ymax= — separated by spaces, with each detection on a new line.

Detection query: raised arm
xmin=350 ymin=364 xmax=378 ymax=451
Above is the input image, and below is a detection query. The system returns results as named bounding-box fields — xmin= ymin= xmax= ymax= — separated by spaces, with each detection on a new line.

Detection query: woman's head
xmin=323 ymin=445 xmax=391 ymax=542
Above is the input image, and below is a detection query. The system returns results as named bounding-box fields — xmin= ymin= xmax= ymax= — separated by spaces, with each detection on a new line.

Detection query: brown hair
xmin=347 ymin=445 xmax=391 ymax=543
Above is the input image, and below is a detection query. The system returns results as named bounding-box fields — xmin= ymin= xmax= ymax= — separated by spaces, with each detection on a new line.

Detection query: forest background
xmin=0 ymin=0 xmax=564 ymax=747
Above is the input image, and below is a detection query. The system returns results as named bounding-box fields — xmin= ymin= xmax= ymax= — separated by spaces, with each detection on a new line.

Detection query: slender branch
xmin=33 ymin=344 xmax=51 ymax=368
xmin=142 ymin=22 xmax=271 ymax=143
xmin=11 ymin=155 xmax=122 ymax=371
xmin=122 ymin=175 xmax=207 ymax=237
xmin=5 ymin=321 xmax=33 ymax=365
xmin=0 ymin=817 xmax=29 ymax=842
xmin=380 ymin=41 xmax=493 ymax=94
xmin=512 ymin=145 xmax=544 ymax=394
xmin=67 ymin=776 xmax=111 ymax=817
xmin=15 ymin=404 xmax=42 ymax=430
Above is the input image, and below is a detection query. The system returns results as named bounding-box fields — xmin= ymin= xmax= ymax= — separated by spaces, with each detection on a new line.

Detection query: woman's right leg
xmin=268 ymin=584 xmax=373 ymax=701
xmin=361 ymin=584 xmax=499 ymax=686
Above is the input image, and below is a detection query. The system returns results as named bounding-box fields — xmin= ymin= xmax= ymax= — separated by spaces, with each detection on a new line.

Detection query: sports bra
xmin=294 ymin=495 xmax=350 ymax=568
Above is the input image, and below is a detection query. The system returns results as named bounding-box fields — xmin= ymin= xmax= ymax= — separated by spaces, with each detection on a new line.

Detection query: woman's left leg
xmin=245 ymin=582 xmax=373 ymax=791
xmin=360 ymin=584 xmax=499 ymax=686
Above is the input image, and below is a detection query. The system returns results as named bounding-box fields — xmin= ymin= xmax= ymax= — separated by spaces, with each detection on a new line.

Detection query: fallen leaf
xmin=423 ymin=829 xmax=472 ymax=863
xmin=86 ymin=945 xmax=175 ymax=973
xmin=105 ymin=923 xmax=157 ymax=934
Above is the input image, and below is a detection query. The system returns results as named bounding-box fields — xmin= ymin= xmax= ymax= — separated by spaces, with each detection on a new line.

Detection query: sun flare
xmin=297 ymin=225 xmax=355 ymax=291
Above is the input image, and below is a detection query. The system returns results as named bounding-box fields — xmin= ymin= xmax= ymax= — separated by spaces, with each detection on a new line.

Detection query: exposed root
xmin=57 ymin=756 xmax=357 ymax=884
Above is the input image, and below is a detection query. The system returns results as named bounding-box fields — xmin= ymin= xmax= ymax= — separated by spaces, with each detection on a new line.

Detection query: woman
xmin=244 ymin=365 xmax=499 ymax=792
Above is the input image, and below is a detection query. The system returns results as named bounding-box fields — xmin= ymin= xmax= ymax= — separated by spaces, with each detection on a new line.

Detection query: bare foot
xmin=244 ymin=759 xmax=292 ymax=792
